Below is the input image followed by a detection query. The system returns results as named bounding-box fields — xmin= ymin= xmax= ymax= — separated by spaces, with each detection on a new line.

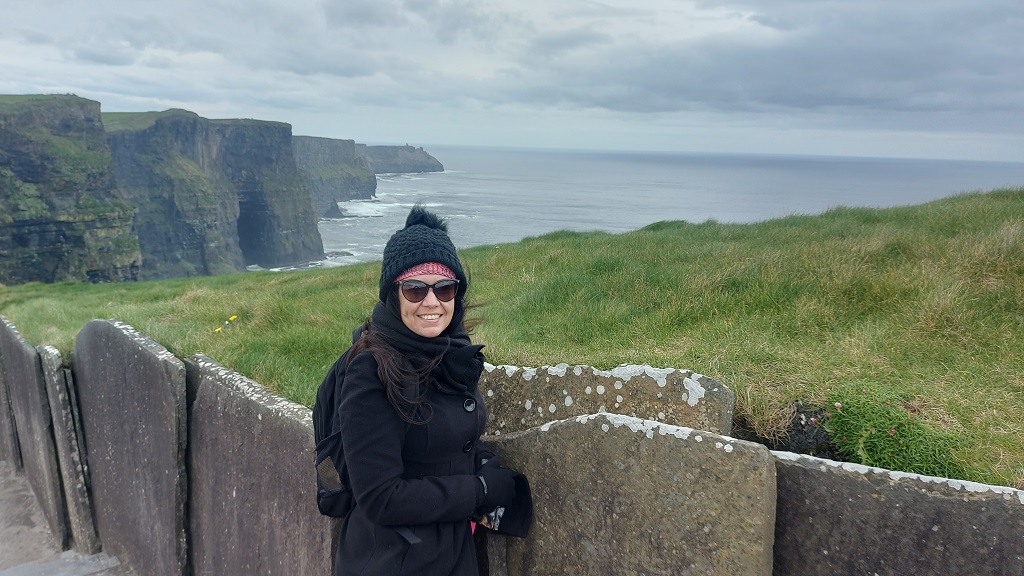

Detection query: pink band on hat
xmin=395 ymin=262 xmax=456 ymax=282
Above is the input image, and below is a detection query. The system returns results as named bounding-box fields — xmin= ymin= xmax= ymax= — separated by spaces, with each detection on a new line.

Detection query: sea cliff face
xmin=106 ymin=110 xmax=325 ymax=278
xmin=0 ymin=95 xmax=141 ymax=284
xmin=355 ymin=144 xmax=444 ymax=174
xmin=292 ymin=135 xmax=376 ymax=218
xmin=1 ymin=95 xmax=443 ymax=285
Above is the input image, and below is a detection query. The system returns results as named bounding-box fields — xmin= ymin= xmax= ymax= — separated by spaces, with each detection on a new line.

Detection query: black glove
xmin=476 ymin=450 xmax=500 ymax=473
xmin=478 ymin=465 xmax=517 ymax=510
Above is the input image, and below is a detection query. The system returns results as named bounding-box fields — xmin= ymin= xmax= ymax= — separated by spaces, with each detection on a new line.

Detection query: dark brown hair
xmin=346 ymin=318 xmax=439 ymax=424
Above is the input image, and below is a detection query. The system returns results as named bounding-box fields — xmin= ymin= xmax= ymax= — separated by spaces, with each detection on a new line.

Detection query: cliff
xmin=292 ymin=136 xmax=376 ymax=218
xmin=355 ymin=144 xmax=444 ymax=174
xmin=106 ymin=110 xmax=325 ymax=278
xmin=0 ymin=95 xmax=141 ymax=284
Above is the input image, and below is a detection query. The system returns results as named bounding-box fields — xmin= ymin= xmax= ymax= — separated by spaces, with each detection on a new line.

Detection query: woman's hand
xmin=477 ymin=458 xmax=517 ymax=509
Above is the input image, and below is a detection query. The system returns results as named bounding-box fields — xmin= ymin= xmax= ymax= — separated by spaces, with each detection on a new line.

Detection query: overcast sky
xmin=2 ymin=0 xmax=1023 ymax=161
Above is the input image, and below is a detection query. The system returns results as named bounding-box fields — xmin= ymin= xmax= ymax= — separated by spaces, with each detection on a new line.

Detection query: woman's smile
xmin=398 ymin=273 xmax=455 ymax=338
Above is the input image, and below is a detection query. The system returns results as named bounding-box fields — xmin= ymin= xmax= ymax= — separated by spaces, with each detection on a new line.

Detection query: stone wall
xmin=772 ymin=452 xmax=1024 ymax=576
xmin=1 ymin=315 xmax=1023 ymax=575
xmin=38 ymin=345 xmax=99 ymax=555
xmin=486 ymin=413 xmax=776 ymax=575
xmin=71 ymin=319 xmax=188 ymax=575
xmin=0 ymin=316 xmax=67 ymax=549
xmin=185 ymin=354 xmax=333 ymax=574
xmin=0 ymin=333 xmax=21 ymax=468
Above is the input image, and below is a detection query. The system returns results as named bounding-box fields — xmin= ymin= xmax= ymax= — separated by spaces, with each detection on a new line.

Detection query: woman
xmin=330 ymin=205 xmax=523 ymax=575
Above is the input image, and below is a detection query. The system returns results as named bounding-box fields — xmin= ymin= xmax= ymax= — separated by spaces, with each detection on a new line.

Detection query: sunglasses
xmin=398 ymin=279 xmax=459 ymax=303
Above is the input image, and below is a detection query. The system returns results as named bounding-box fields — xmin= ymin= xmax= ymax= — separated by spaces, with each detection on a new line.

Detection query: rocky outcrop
xmin=0 ymin=95 xmax=141 ymax=284
xmin=292 ymin=136 xmax=376 ymax=218
xmin=355 ymin=144 xmax=444 ymax=174
xmin=106 ymin=110 xmax=324 ymax=278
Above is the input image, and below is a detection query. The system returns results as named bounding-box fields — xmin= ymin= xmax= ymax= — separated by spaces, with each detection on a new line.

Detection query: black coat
xmin=334 ymin=351 xmax=488 ymax=575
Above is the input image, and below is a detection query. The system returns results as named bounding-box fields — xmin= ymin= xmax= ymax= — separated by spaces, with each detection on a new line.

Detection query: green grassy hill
xmin=2 ymin=188 xmax=1022 ymax=487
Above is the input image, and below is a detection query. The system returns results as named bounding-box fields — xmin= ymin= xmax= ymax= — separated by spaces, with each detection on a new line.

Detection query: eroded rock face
xmin=0 ymin=95 xmax=141 ymax=284
xmin=106 ymin=110 xmax=325 ymax=278
xmin=292 ymin=135 xmax=376 ymax=218
xmin=355 ymin=144 xmax=444 ymax=174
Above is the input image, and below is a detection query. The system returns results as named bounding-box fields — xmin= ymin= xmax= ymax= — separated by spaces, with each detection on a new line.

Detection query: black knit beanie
xmin=379 ymin=205 xmax=467 ymax=303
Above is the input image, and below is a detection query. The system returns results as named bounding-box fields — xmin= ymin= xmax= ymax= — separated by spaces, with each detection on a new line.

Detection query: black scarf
xmin=370 ymin=300 xmax=485 ymax=394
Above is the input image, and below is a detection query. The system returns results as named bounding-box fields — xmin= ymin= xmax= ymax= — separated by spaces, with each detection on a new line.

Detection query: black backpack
xmin=312 ymin=338 xmax=357 ymax=518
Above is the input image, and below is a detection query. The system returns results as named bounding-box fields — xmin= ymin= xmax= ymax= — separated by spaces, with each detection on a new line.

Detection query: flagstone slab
xmin=71 ymin=320 xmax=186 ymax=576
xmin=0 ymin=316 xmax=67 ymax=549
xmin=772 ymin=451 xmax=1024 ymax=576
xmin=185 ymin=354 xmax=334 ymax=576
xmin=485 ymin=413 xmax=775 ymax=576
xmin=38 ymin=345 xmax=100 ymax=555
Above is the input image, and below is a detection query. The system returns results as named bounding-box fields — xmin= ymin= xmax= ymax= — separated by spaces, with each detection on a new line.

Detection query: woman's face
xmin=397 ymin=273 xmax=456 ymax=338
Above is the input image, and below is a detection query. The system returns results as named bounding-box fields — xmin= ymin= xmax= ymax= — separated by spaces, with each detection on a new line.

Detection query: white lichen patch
xmin=573 ymin=366 xmax=584 ymax=376
xmin=524 ymin=400 xmax=532 ymax=410
xmin=561 ymin=413 xmax=697 ymax=441
xmin=547 ymin=363 xmax=569 ymax=377
xmin=565 ymin=396 xmax=574 ymax=407
xmin=191 ymin=355 xmax=309 ymax=423
xmin=683 ymin=377 xmax=706 ymax=407
xmin=522 ymin=368 xmax=537 ymax=381
xmin=589 ymin=365 xmax=679 ymax=388
xmin=548 ymin=404 xmax=557 ymax=413
xmin=585 ymin=386 xmax=593 ymax=394
xmin=111 ymin=320 xmax=179 ymax=362
xmin=596 ymin=385 xmax=606 ymax=395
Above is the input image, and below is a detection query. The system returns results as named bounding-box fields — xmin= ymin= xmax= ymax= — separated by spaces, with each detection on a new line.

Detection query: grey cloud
xmin=4 ymin=0 xmax=1022 ymax=159
xmin=323 ymin=0 xmax=409 ymax=28
xmin=491 ymin=0 xmax=1024 ymax=133
xmin=402 ymin=0 xmax=515 ymax=44
xmin=70 ymin=40 xmax=139 ymax=66
xmin=12 ymin=27 xmax=54 ymax=45
xmin=532 ymin=27 xmax=611 ymax=55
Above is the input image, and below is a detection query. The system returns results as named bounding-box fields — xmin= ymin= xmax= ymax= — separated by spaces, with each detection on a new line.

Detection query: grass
xmin=1 ymin=188 xmax=1023 ymax=488
xmin=101 ymin=109 xmax=197 ymax=132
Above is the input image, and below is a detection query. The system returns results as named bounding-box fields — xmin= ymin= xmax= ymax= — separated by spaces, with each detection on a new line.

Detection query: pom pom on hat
xmin=379 ymin=205 xmax=467 ymax=302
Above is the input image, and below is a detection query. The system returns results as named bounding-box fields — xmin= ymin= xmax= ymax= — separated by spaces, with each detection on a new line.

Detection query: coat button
xmin=464 ymin=398 xmax=477 ymax=412
xmin=462 ymin=440 xmax=474 ymax=452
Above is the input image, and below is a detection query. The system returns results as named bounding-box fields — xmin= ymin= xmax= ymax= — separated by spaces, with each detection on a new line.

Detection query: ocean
xmin=315 ymin=146 xmax=1024 ymax=267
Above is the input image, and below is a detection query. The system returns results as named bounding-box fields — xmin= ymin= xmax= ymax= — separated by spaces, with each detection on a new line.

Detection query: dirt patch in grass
xmin=733 ymin=403 xmax=843 ymax=461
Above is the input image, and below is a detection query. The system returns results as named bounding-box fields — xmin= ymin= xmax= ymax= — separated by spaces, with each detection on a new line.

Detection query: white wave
xmin=338 ymin=200 xmax=387 ymax=218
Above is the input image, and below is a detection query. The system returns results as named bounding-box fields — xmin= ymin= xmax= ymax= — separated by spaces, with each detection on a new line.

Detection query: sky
xmin=2 ymin=0 xmax=1023 ymax=161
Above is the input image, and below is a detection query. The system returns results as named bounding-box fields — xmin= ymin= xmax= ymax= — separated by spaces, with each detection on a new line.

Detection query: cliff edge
xmin=106 ymin=110 xmax=325 ymax=278
xmin=0 ymin=95 xmax=141 ymax=284
xmin=292 ymin=136 xmax=376 ymax=218
xmin=355 ymin=144 xmax=444 ymax=174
